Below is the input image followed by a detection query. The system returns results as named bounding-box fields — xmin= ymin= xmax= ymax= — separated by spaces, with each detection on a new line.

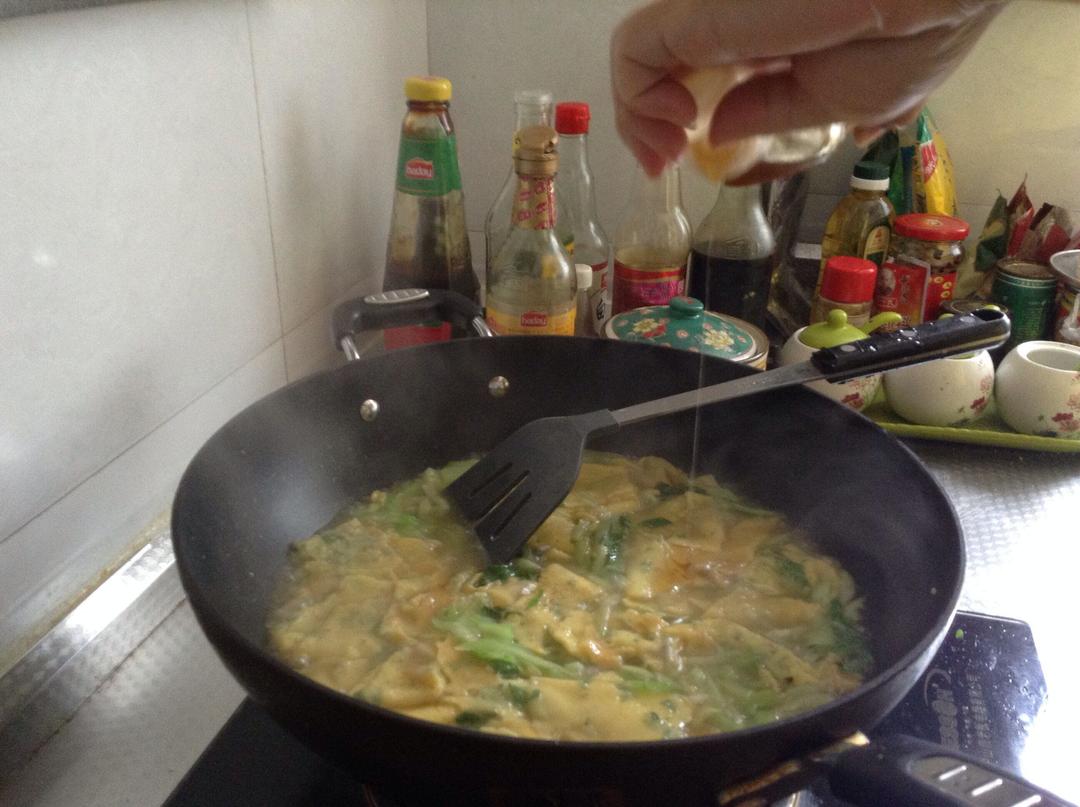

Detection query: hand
xmin=611 ymin=0 xmax=1005 ymax=175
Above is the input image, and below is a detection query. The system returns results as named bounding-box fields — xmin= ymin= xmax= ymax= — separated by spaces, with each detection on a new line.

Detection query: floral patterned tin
xmin=604 ymin=296 xmax=768 ymax=368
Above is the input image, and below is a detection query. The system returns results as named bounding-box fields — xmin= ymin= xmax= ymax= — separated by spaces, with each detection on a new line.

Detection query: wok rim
xmin=172 ymin=336 xmax=965 ymax=755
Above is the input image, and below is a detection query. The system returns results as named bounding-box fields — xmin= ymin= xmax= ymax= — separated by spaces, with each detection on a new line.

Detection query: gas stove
xmin=164 ymin=611 xmax=1046 ymax=807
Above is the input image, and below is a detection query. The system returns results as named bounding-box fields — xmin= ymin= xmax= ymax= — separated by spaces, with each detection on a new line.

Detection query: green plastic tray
xmin=862 ymin=394 xmax=1080 ymax=453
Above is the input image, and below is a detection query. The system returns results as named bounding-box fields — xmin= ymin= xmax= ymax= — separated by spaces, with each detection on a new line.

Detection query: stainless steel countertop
xmin=1 ymin=440 xmax=1078 ymax=806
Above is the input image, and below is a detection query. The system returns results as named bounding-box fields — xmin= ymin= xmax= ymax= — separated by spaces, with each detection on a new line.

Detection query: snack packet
xmin=1005 ymin=180 xmax=1036 ymax=258
xmin=1031 ymin=203 xmax=1074 ymax=264
xmin=912 ymin=110 xmax=957 ymax=216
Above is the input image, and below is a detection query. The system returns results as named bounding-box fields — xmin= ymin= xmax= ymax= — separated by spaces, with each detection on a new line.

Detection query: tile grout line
xmin=243 ymin=0 xmax=289 ymax=383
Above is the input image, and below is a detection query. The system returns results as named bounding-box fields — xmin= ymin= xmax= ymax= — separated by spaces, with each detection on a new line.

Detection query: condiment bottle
xmin=555 ymin=102 xmax=611 ymax=335
xmin=686 ymin=183 xmax=775 ymax=329
xmin=810 ymin=256 xmax=878 ymax=327
xmin=383 ymin=75 xmax=477 ymax=349
xmin=611 ymin=164 xmax=692 ymax=316
xmin=817 ymin=161 xmax=894 ymax=296
xmin=484 ymin=90 xmax=574 ymax=277
xmin=485 ymin=126 xmax=576 ymax=335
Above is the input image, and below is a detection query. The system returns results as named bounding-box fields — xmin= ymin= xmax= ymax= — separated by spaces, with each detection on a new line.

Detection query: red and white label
xmin=919 ymin=141 xmax=938 ymax=183
xmin=404 ymin=158 xmax=434 ymax=180
xmin=520 ymin=311 xmax=549 ymax=327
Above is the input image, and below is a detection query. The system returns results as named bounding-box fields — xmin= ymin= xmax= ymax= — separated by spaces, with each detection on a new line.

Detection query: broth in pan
xmin=267 ymin=453 xmax=870 ymax=741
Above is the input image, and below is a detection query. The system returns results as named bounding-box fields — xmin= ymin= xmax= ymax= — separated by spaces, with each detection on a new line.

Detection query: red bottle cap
xmin=820 ymin=256 xmax=878 ymax=303
xmin=555 ymin=102 xmax=590 ymax=135
xmin=893 ymin=213 xmax=970 ymax=242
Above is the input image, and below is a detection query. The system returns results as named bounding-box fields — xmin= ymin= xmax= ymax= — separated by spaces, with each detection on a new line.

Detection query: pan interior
xmin=172 ymin=337 xmax=961 ymax=712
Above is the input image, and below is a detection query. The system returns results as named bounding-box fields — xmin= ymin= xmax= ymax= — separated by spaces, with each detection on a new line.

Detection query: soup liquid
xmin=687 ymin=249 xmax=773 ymax=327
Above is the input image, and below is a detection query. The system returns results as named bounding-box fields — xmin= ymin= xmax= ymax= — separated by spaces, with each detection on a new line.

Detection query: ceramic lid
xmin=798 ymin=309 xmax=902 ymax=348
xmin=605 ymin=296 xmax=757 ymax=361
xmin=1049 ymin=250 xmax=1080 ymax=288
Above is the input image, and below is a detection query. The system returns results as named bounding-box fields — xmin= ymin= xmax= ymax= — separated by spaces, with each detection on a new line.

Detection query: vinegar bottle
xmin=555 ymin=102 xmax=611 ymax=334
xmin=484 ymin=91 xmax=574 ymax=279
xmin=485 ymin=126 xmax=577 ymax=335
xmin=383 ymin=75 xmax=477 ymax=348
xmin=686 ymin=183 xmax=775 ymax=328
xmin=611 ymin=164 xmax=692 ymax=315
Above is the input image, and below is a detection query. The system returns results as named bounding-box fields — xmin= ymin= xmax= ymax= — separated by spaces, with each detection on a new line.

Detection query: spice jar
xmin=810 ymin=256 xmax=878 ymax=327
xmin=873 ymin=214 xmax=969 ymax=326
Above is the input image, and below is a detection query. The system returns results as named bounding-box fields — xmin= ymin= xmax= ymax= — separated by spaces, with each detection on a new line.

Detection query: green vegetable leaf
xmin=827 ymin=599 xmax=873 ymax=676
xmin=504 ymin=684 xmax=540 ymax=709
xmin=454 ymin=709 xmax=497 ymax=728
xmin=572 ymin=515 xmax=631 ymax=577
xmin=618 ymin=664 xmax=680 ymax=694
xmin=639 ymin=517 xmax=673 ymax=528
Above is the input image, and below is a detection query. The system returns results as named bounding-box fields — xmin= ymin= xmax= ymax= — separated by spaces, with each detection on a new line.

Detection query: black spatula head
xmin=445 ymin=412 xmax=618 ymax=563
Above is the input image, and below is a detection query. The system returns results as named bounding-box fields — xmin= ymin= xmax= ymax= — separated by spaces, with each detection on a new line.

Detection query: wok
xmin=171 ymin=292 xmax=1060 ymax=806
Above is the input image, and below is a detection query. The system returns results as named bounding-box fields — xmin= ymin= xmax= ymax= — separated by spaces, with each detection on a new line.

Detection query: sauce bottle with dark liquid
xmin=687 ymin=183 xmax=775 ymax=328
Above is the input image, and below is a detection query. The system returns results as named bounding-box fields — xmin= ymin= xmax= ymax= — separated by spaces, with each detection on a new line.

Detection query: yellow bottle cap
xmin=404 ymin=75 xmax=452 ymax=102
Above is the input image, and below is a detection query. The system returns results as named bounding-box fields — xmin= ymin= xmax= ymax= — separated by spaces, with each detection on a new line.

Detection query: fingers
xmin=616 ymin=107 xmax=688 ymax=175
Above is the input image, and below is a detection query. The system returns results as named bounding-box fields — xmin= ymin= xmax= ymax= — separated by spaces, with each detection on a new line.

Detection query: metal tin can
xmin=991 ymin=259 xmax=1056 ymax=349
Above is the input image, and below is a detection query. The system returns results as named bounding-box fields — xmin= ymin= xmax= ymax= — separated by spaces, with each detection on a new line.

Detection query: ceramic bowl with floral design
xmin=778 ymin=326 xmax=881 ymax=411
xmin=995 ymin=341 xmax=1080 ymax=439
xmin=883 ymin=350 xmax=995 ymax=427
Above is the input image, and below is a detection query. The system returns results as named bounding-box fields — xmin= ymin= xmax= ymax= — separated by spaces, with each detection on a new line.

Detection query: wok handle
xmin=828 ymin=734 xmax=1075 ymax=807
xmin=811 ymin=309 xmax=1010 ymax=383
xmin=332 ymin=289 xmax=491 ymax=357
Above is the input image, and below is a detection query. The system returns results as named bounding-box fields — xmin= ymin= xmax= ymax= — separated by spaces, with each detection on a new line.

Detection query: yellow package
xmin=912 ymin=109 xmax=957 ymax=216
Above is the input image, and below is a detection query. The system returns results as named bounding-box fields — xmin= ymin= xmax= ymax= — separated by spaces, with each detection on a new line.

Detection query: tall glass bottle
xmin=485 ymin=90 xmax=573 ymax=278
xmin=817 ymin=161 xmax=894 ymax=295
xmin=611 ymin=165 xmax=692 ymax=315
xmin=383 ymin=75 xmax=477 ymax=348
xmin=555 ymin=102 xmax=611 ymax=335
xmin=687 ymin=183 xmax=776 ymax=328
xmin=485 ymin=126 xmax=577 ymax=335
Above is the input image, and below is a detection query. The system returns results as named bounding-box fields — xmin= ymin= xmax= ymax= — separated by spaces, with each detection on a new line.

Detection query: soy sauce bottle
xmin=687 ymin=183 xmax=775 ymax=328
xmin=383 ymin=76 xmax=477 ymax=348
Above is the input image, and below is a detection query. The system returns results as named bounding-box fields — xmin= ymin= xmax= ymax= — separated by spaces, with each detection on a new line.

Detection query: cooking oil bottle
xmin=817 ymin=161 xmax=894 ymax=295
xmin=485 ymin=126 xmax=576 ymax=335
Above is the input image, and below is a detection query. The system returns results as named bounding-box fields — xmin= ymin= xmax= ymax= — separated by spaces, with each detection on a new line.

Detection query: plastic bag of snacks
xmin=862 ymin=109 xmax=957 ymax=217
xmin=911 ymin=110 xmax=957 ymax=217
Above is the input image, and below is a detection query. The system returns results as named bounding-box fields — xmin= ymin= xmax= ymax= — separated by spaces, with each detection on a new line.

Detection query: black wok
xmin=171 ymin=294 xmax=1059 ymax=806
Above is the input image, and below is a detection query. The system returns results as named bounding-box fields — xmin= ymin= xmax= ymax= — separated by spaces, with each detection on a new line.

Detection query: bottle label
xmin=395 ymin=134 xmax=462 ymax=197
xmin=874 ymin=258 xmax=929 ymax=326
xmin=512 ymin=177 xmax=557 ymax=231
xmin=588 ymin=260 xmax=609 ymax=332
xmin=862 ymin=224 xmax=891 ymax=268
xmin=485 ymin=305 xmax=575 ymax=335
xmin=612 ymin=260 xmax=686 ymax=315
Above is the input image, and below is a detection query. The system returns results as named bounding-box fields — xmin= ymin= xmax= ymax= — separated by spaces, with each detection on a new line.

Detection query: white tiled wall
xmin=0 ymin=0 xmax=426 ymax=663
xmin=430 ymin=0 xmax=1080 ymax=266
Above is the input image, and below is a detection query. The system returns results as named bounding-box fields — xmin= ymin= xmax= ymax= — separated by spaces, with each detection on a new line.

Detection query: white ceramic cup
xmin=995 ymin=341 xmax=1080 ymax=439
xmin=779 ymin=327 xmax=881 ymax=411
xmin=883 ymin=350 xmax=994 ymax=427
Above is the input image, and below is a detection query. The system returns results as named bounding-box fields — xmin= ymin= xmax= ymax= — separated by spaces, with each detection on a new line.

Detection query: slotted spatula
xmin=447 ymin=309 xmax=1009 ymax=563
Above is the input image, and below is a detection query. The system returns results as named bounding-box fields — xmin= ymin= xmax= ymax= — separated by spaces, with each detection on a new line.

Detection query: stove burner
xmin=165 ymin=612 xmax=1047 ymax=807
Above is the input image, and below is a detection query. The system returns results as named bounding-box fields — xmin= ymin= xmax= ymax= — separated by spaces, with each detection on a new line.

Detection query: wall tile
xmin=245 ymin=0 xmax=428 ymax=333
xmin=0 ymin=0 xmax=279 ymax=542
xmin=0 ymin=342 xmax=286 ymax=659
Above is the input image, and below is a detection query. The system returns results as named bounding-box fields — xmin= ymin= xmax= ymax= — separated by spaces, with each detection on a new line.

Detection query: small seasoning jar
xmin=1048 ymin=250 xmax=1080 ymax=346
xmin=873 ymin=214 xmax=969 ymax=325
xmin=810 ymin=256 xmax=878 ymax=327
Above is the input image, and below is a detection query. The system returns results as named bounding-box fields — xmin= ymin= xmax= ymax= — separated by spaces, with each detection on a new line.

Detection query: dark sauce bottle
xmin=687 ymin=184 xmax=775 ymax=328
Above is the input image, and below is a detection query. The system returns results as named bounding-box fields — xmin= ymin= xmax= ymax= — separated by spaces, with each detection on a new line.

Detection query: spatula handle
xmin=811 ymin=309 xmax=1009 ymax=382
xmin=609 ymin=310 xmax=1010 ymax=427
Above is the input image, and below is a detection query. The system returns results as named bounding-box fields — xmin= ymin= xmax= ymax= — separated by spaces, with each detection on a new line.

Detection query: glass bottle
xmin=383 ymin=75 xmax=477 ymax=348
xmin=817 ymin=161 xmax=894 ymax=295
xmin=555 ymin=102 xmax=611 ymax=335
xmin=611 ymin=164 xmax=692 ymax=316
xmin=484 ymin=91 xmax=575 ymax=279
xmin=485 ymin=126 xmax=577 ymax=335
xmin=686 ymin=183 xmax=776 ymax=328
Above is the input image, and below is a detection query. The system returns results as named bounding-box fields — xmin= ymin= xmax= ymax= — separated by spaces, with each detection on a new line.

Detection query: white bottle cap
xmin=575 ymin=264 xmax=593 ymax=291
